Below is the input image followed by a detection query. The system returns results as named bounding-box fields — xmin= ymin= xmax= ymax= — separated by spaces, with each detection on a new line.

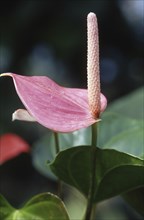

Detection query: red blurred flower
xmin=0 ymin=133 xmax=30 ymax=164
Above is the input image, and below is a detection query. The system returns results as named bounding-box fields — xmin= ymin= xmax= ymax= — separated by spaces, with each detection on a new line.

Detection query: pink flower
xmin=0 ymin=133 xmax=30 ymax=164
xmin=0 ymin=13 xmax=107 ymax=133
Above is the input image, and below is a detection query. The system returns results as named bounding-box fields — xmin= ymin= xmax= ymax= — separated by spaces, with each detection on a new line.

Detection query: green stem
xmin=84 ymin=123 xmax=97 ymax=220
xmin=91 ymin=122 xmax=97 ymax=147
xmin=54 ymin=132 xmax=62 ymax=197
xmin=54 ymin=132 xmax=60 ymax=154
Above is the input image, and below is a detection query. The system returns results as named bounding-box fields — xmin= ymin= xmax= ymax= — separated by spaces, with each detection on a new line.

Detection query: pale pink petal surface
xmin=1 ymin=73 xmax=107 ymax=132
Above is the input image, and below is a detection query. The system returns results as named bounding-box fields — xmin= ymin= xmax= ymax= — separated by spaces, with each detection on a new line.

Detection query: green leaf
xmin=0 ymin=194 xmax=15 ymax=219
xmin=122 ymin=187 xmax=144 ymax=217
xmin=95 ymin=165 xmax=144 ymax=202
xmin=107 ymin=87 xmax=144 ymax=119
xmin=32 ymin=132 xmax=57 ymax=180
xmin=65 ymin=187 xmax=86 ymax=220
xmin=98 ymin=113 xmax=142 ymax=145
xmin=32 ymin=113 xmax=143 ymax=180
xmin=99 ymin=88 xmax=144 ymax=215
xmin=103 ymin=126 xmax=144 ymax=159
xmin=50 ymin=146 xmax=144 ymax=203
xmin=0 ymin=193 xmax=70 ymax=220
xmin=32 ymin=128 xmax=91 ymax=178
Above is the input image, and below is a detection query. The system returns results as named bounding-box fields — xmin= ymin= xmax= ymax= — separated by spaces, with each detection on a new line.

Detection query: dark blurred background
xmin=0 ymin=0 xmax=144 ymax=219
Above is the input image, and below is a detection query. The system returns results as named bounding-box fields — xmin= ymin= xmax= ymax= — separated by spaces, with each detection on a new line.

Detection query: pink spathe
xmin=0 ymin=12 xmax=107 ymax=133
xmin=1 ymin=73 xmax=107 ymax=132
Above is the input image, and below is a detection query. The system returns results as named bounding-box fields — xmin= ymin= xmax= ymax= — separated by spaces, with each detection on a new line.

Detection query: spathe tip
xmin=0 ymin=72 xmax=12 ymax=77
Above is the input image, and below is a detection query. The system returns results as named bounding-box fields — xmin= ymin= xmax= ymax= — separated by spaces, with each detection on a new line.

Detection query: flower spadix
xmin=0 ymin=12 xmax=107 ymax=133
xmin=87 ymin=12 xmax=100 ymax=118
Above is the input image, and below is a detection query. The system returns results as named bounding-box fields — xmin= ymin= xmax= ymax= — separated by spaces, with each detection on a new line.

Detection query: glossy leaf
xmin=103 ymin=126 xmax=144 ymax=158
xmin=105 ymin=87 xmax=144 ymax=215
xmin=0 ymin=193 xmax=70 ymax=220
xmin=107 ymin=87 xmax=144 ymax=119
xmin=50 ymin=146 xmax=144 ymax=203
xmin=98 ymin=112 xmax=142 ymax=146
xmin=65 ymin=187 xmax=86 ymax=220
xmin=122 ymin=187 xmax=144 ymax=217
xmin=0 ymin=194 xmax=15 ymax=219
xmin=32 ymin=132 xmax=56 ymax=179
xmin=32 ymin=112 xmax=143 ymax=178
xmin=98 ymin=112 xmax=143 ymax=158
xmin=0 ymin=133 xmax=30 ymax=164
xmin=32 ymin=127 xmax=91 ymax=179
xmin=0 ymin=73 xmax=107 ymax=133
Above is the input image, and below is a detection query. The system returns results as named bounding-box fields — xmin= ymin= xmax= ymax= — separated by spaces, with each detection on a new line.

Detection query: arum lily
xmin=0 ymin=12 xmax=107 ymax=133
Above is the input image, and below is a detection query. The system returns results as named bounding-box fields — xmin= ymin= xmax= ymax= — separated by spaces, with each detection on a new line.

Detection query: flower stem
xmin=84 ymin=123 xmax=97 ymax=220
xmin=54 ymin=132 xmax=62 ymax=197
xmin=91 ymin=122 xmax=97 ymax=147
xmin=54 ymin=132 xmax=60 ymax=154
